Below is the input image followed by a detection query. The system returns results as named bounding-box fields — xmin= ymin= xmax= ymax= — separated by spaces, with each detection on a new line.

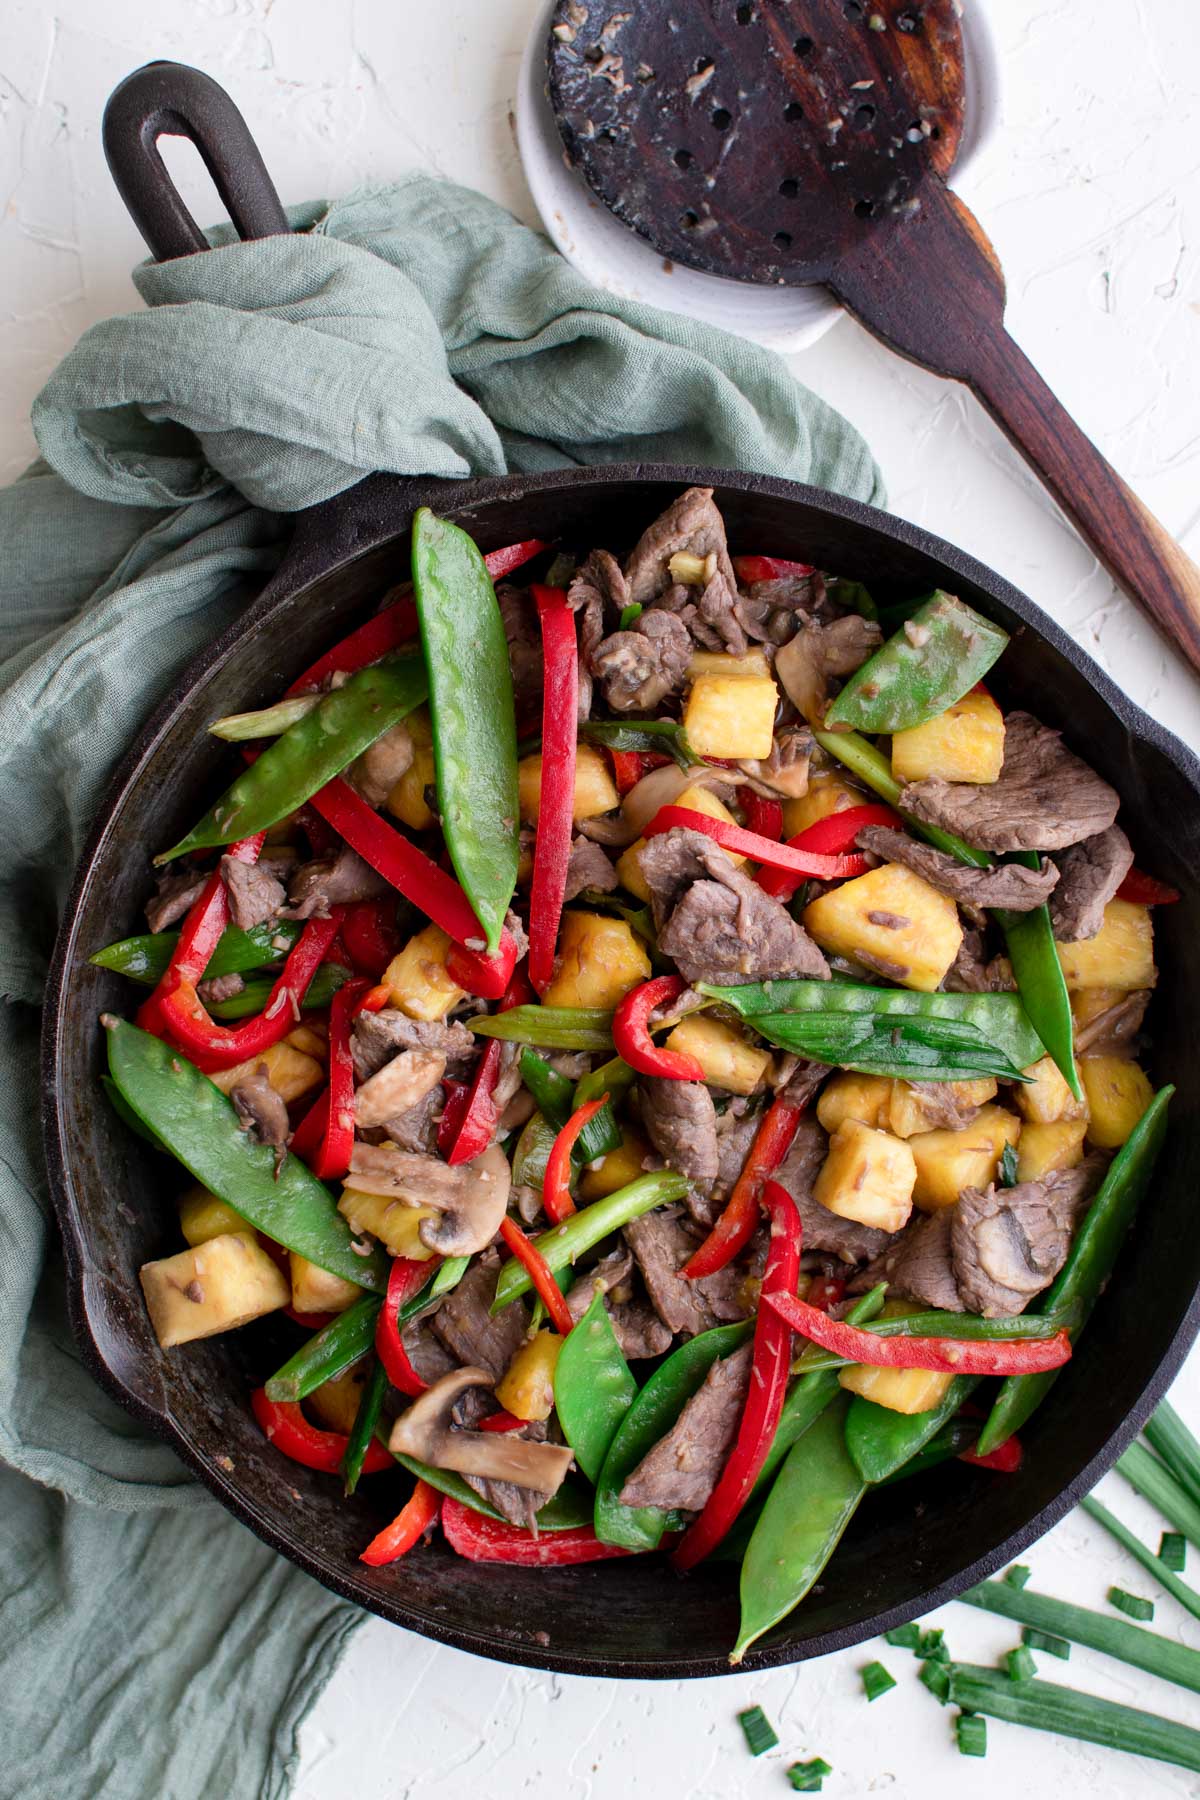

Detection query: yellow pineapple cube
xmin=816 ymin=1072 xmax=894 ymax=1135
xmin=541 ymin=911 xmax=651 ymax=1010
xmin=518 ymin=743 xmax=618 ymax=824
xmin=1055 ymin=902 xmax=1155 ymax=991
xmin=386 ymin=707 xmax=436 ymax=830
xmin=813 ymin=1119 xmax=916 ymax=1234
xmin=1079 ymin=1057 xmax=1155 ymax=1149
xmin=664 ymin=1013 xmax=770 ymax=1095
xmin=803 ymin=863 xmax=963 ymax=991
xmin=1015 ymin=1055 xmax=1088 ymax=1124
xmin=616 ymin=784 xmax=743 ymax=902
xmin=496 ymin=1331 xmax=563 ymax=1422
xmin=780 ymin=768 xmax=866 ymax=838
xmin=289 ymin=1252 xmax=361 ymax=1316
xmin=139 ymin=1232 xmax=288 ymax=1348
xmin=890 ymin=687 xmax=1006 ymax=785
xmin=839 ymin=1362 xmax=955 ymax=1415
xmin=1016 ymin=1118 xmax=1089 ymax=1182
xmin=686 ymin=649 xmax=773 ymax=682
xmin=887 ymin=1078 xmax=998 ymax=1139
xmin=286 ymin=1022 xmax=328 ymax=1062
xmin=684 ymin=673 xmax=778 ymax=760
xmin=337 ymin=1188 xmax=439 ymax=1260
xmin=307 ymin=1363 xmax=371 ymax=1434
xmin=908 ymin=1103 xmax=1021 ymax=1211
xmin=579 ymin=1126 xmax=652 ymax=1201
xmin=209 ymin=1040 xmax=323 ymax=1104
xmin=178 ymin=1186 xmax=245 ymax=1247
xmin=382 ymin=924 xmax=467 ymax=1021
xmin=1071 ymin=986 xmax=1126 ymax=1030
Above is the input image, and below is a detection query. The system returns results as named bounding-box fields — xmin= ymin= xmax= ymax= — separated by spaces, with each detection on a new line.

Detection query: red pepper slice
xmin=483 ymin=538 xmax=549 ymax=581
xmin=250 ymin=1387 xmax=392 ymax=1476
xmin=542 ymin=1094 xmax=609 ymax=1224
xmin=442 ymin=966 xmax=530 ymax=1166
xmin=610 ymin=749 xmax=645 ymax=795
xmin=158 ymin=911 xmax=343 ymax=1071
xmin=756 ymin=802 xmax=902 ymax=901
xmin=303 ymin=977 xmax=371 ymax=1180
xmin=436 ymin=1080 xmax=470 ymax=1158
xmin=442 ymin=1497 xmax=635 ymax=1565
xmin=960 ymin=1434 xmax=1023 ymax=1473
xmin=498 ymin=1216 xmax=575 ymax=1337
xmin=528 ymin=585 xmax=578 ymax=995
xmin=732 ymin=555 xmax=816 ymax=585
xmin=764 ymin=1292 xmax=1073 ymax=1374
xmin=359 ymin=1478 xmax=442 ymax=1566
xmin=738 ymin=787 xmax=784 ymax=841
xmin=286 ymin=597 xmax=419 ymax=697
xmin=137 ymin=833 xmax=266 ymax=1035
xmin=644 ymin=806 xmax=868 ymax=881
xmin=805 ymin=1274 xmax=846 ymax=1313
xmin=673 ymin=1179 xmax=801 ymax=1569
xmin=1116 ymin=868 xmax=1181 ymax=906
xmin=682 ymin=1096 xmax=802 ymax=1280
xmin=375 ymin=1256 xmax=439 ymax=1396
xmin=612 ymin=975 xmax=705 ymax=1082
xmin=341 ymin=899 xmax=402 ymax=977
xmin=287 ymin=1089 xmax=329 ymax=1164
xmin=478 ymin=1410 xmax=526 ymax=1433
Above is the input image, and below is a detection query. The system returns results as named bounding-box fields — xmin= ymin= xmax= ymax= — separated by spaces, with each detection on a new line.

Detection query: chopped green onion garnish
xmin=861 ymin=1661 xmax=896 ymax=1701
xmin=1006 ymin=1646 xmax=1037 ymax=1682
xmin=738 ymin=1705 xmax=778 ymax=1757
xmin=918 ymin=1627 xmax=949 ymax=1663
xmin=1161 ymin=1532 xmax=1188 ymax=1572
xmin=998 ymin=1142 xmax=1019 ymax=1187
xmin=919 ymin=1660 xmax=952 ymax=1703
xmin=956 ymin=1713 xmax=988 ymax=1758
xmin=1023 ymin=1627 xmax=1070 ymax=1660
xmin=1108 ymin=1587 xmax=1155 ymax=1622
xmin=1005 ymin=1564 xmax=1032 ymax=1589
xmin=619 ymin=602 xmax=643 ymax=629
xmin=885 ymin=1623 xmax=922 ymax=1649
xmin=787 ymin=1759 xmax=832 ymax=1792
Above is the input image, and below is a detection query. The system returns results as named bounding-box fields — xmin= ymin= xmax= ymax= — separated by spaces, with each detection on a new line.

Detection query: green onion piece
xmin=786 ymin=1759 xmax=832 ymax=1793
xmin=1005 ymin=1564 xmax=1032 ymax=1589
xmin=619 ymin=602 xmax=643 ymax=629
xmin=1023 ymin=1628 xmax=1070 ymax=1660
xmin=737 ymin=1705 xmax=778 ymax=1757
xmin=956 ymin=1713 xmax=987 ymax=1758
xmin=885 ymin=1623 xmax=922 ymax=1649
xmin=492 ymin=1171 xmax=689 ymax=1310
xmin=1007 ymin=1646 xmax=1037 ymax=1682
xmin=862 ymin=1661 xmax=896 ymax=1701
xmin=1109 ymin=1587 xmax=1155 ymax=1622
xmin=340 ymin=1355 xmax=387 ymax=1496
xmin=1119 ymin=1441 xmax=1200 ymax=1552
xmin=918 ymin=1627 xmax=949 ymax=1664
xmin=263 ymin=1296 xmax=382 ymax=1403
xmin=429 ymin=1256 xmax=469 ymax=1299
xmin=919 ymin=1660 xmax=951 ymax=1703
xmin=945 ymin=1663 xmax=1200 ymax=1775
xmin=580 ymin=716 xmax=701 ymax=770
xmin=471 ymin=1005 xmax=615 ymax=1051
xmin=1161 ymin=1532 xmax=1188 ymax=1572
xmin=999 ymin=1142 xmax=1019 ymax=1187
xmin=1081 ymin=1496 xmax=1200 ymax=1626
xmin=1145 ymin=1401 xmax=1200 ymax=1513
xmin=961 ymin=1578 xmax=1200 ymax=1694
xmin=209 ymin=694 xmax=322 ymax=740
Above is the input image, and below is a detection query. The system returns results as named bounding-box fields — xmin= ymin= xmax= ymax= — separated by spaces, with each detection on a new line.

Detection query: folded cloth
xmin=0 ymin=174 xmax=882 ymax=1799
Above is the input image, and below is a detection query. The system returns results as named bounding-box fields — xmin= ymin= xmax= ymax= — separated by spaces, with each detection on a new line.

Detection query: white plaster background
xmin=2 ymin=0 xmax=1199 ymax=1793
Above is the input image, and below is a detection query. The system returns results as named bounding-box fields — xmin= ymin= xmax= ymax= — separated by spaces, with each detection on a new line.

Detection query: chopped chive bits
xmin=956 ymin=1712 xmax=988 ymax=1757
xmin=918 ymin=1627 xmax=949 ymax=1663
xmin=1161 ymin=1532 xmax=1188 ymax=1572
xmin=1108 ymin=1586 xmax=1155 ymax=1622
xmin=998 ymin=1142 xmax=1019 ymax=1187
xmin=862 ymin=1660 xmax=896 ymax=1701
xmin=1023 ymin=1627 xmax=1070 ymax=1660
xmin=1005 ymin=1564 xmax=1032 ymax=1589
xmin=920 ymin=1660 xmax=952 ymax=1703
xmin=1006 ymin=1646 xmax=1037 ymax=1682
xmin=787 ymin=1758 xmax=832 ymax=1792
xmin=885 ymin=1622 xmax=922 ymax=1649
xmin=737 ymin=1705 xmax=778 ymax=1757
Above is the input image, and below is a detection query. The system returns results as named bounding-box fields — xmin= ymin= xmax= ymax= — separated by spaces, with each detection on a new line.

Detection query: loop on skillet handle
xmin=102 ymin=60 xmax=290 ymax=262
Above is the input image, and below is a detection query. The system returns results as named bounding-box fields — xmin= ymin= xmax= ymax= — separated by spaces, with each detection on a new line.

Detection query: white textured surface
xmin=3 ymin=1 xmax=1200 ymax=1794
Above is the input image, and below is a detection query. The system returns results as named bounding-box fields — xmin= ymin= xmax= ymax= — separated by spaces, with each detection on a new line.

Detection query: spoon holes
xmin=784 ymin=101 xmax=804 ymax=123
xmin=681 ymin=210 xmax=700 ymax=230
xmin=854 ymin=198 xmax=876 ymax=219
xmin=674 ymin=148 xmax=694 ymax=169
xmin=773 ymin=231 xmax=793 ymax=249
xmin=794 ymin=34 xmax=814 ymax=56
xmin=711 ymin=107 xmax=732 ymax=130
xmin=854 ymin=103 xmax=876 ymax=129
xmin=778 ymin=177 xmax=798 ymax=198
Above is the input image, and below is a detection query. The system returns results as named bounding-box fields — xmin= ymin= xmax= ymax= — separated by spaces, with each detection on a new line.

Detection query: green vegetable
xmin=1161 ymin=1532 xmax=1188 ymax=1573
xmin=732 ymin=1396 xmax=865 ymax=1664
xmin=844 ymin=1376 xmax=981 ymax=1485
xmin=994 ymin=853 xmax=1081 ymax=1099
xmin=412 ymin=507 xmax=519 ymax=953
xmin=861 ymin=1661 xmax=896 ymax=1701
xmin=580 ymin=717 xmax=702 ymax=771
xmin=825 ymin=592 xmax=1007 ymax=734
xmin=208 ymin=694 xmax=322 ymax=741
xmin=492 ymin=1172 xmax=689 ymax=1312
xmin=106 ymin=1020 xmax=386 ymax=1290
xmin=791 ymin=1306 xmax=1073 ymax=1379
xmin=962 ymin=1579 xmax=1200 ymax=1693
xmin=1118 ymin=1440 xmax=1200 ymax=1552
xmin=885 ymin=1623 xmax=922 ymax=1650
xmin=918 ymin=1627 xmax=949 ymax=1663
xmin=737 ymin=1706 xmax=778 ymax=1757
xmin=594 ymin=1320 xmax=752 ymax=1550
xmin=829 ymin=577 xmax=878 ymax=620
xmin=955 ymin=1713 xmax=987 ymax=1758
xmin=756 ymin=1288 xmax=888 ymax=1487
xmin=786 ymin=1757 xmax=832 ymax=1792
xmin=511 ymin=1110 xmax=558 ymax=1192
xmin=944 ymin=1662 xmax=1200 ymax=1775
xmin=574 ymin=1054 xmax=638 ymax=1111
xmin=976 ymin=1087 xmax=1172 ymax=1455
xmin=734 ymin=1009 xmax=1027 ymax=1082
xmin=1007 ymin=1646 xmax=1037 ymax=1682
xmin=1081 ymin=1497 xmax=1200 ymax=1624
xmin=206 ymin=961 xmax=351 ymax=1019
xmin=264 ymin=1297 xmax=382 ymax=1403
xmin=1108 ymin=1587 xmax=1155 ymax=1622
xmin=1145 ymin=1401 xmax=1200 ymax=1512
xmin=1023 ymin=1628 xmax=1070 ymax=1660
xmin=920 ymin=1660 xmax=951 ymax=1702
xmin=101 ymin=1074 xmax=164 ymax=1147
xmin=157 ymin=654 xmax=428 ymax=861
xmin=517 ymin=1050 xmax=622 ymax=1162
xmin=91 ymin=919 xmax=303 ymax=986
xmin=813 ymin=728 xmax=990 ymax=865
xmin=471 ymin=1006 xmax=615 ymax=1051
xmin=618 ymin=602 xmax=643 ymax=630
xmin=429 ymin=1256 xmax=469 ymax=1299
xmin=554 ymin=1286 xmax=637 ymax=1484
xmin=341 ymin=1356 xmax=388 ymax=1496
xmin=877 ymin=1418 xmax=979 ymax=1483
xmin=999 ymin=1141 xmax=1019 ymax=1187
xmin=393 ymin=1454 xmax=594 ymax=1530
xmin=1006 ymin=1564 xmax=1032 ymax=1589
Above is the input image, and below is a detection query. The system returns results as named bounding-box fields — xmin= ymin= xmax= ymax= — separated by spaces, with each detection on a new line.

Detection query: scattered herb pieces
xmin=918 ymin=1627 xmax=949 ymax=1663
xmin=1005 ymin=1564 xmax=1032 ymax=1589
xmin=1023 ymin=1628 xmax=1070 ymax=1661
xmin=1108 ymin=1587 xmax=1155 ymax=1622
xmin=956 ymin=1712 xmax=988 ymax=1757
xmin=1007 ymin=1646 xmax=1037 ymax=1682
xmin=920 ymin=1660 xmax=952 ymax=1703
xmin=1161 ymin=1532 xmax=1188 ymax=1572
xmin=619 ymin=602 xmax=643 ymax=630
xmin=999 ymin=1141 xmax=1019 ymax=1187
xmin=738 ymin=1705 xmax=778 ymax=1757
xmin=787 ymin=1758 xmax=832 ymax=1792
xmin=1082 ymin=1496 xmax=1200 ymax=1625
xmin=862 ymin=1661 xmax=896 ymax=1701
xmin=885 ymin=1622 xmax=922 ymax=1650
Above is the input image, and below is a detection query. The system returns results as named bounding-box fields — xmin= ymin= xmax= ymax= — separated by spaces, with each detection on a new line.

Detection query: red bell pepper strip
xmin=483 ymin=538 xmax=549 ymax=581
xmin=446 ymin=1040 xmax=503 ymax=1167
xmin=287 ymin=1090 xmax=328 ymax=1164
xmin=498 ymin=1216 xmax=575 ymax=1337
xmin=359 ymin=1478 xmax=442 ymax=1566
xmin=960 ymin=1434 xmax=1024 ymax=1473
xmin=673 ymin=1179 xmax=801 ymax=1569
xmin=683 ymin=1096 xmax=802 ymax=1280
xmin=805 ymin=1273 xmax=846 ymax=1313
xmin=137 ymin=833 xmax=266 ymax=1034
xmin=479 ymin=1410 xmax=526 ymax=1433
xmin=528 ymin=585 xmax=578 ymax=995
xmin=542 ymin=1094 xmax=609 ymax=1224
xmin=738 ymin=787 xmax=783 ymax=841
xmin=610 ymin=749 xmax=645 ymax=795
xmin=341 ymin=899 xmax=401 ymax=977
xmin=286 ymin=596 xmax=419 ymax=697
xmin=732 ymin=554 xmax=816 ymax=585
xmin=436 ymin=1080 xmax=470 ymax=1158
xmin=361 ymin=983 xmax=390 ymax=1013
xmin=158 ymin=911 xmax=343 ymax=1071
xmin=375 ymin=1255 xmax=439 ymax=1397
xmin=1116 ymin=868 xmax=1181 ymax=906
xmin=756 ymin=802 xmax=902 ymax=901
xmin=250 ymin=1387 xmax=392 ymax=1476
xmin=612 ymin=975 xmax=704 ymax=1082
xmin=302 ymin=977 xmax=371 ymax=1180
xmin=442 ymin=1497 xmax=635 ymax=1565
xmin=643 ymin=806 xmax=868 ymax=881
xmin=763 ymin=1291 xmax=1073 ymax=1374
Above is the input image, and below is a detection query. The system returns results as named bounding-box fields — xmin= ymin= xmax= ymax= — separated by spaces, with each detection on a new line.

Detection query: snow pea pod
xmin=732 ymin=1395 xmax=866 ymax=1663
xmin=825 ymin=592 xmax=1008 ymax=734
xmin=492 ymin=1171 xmax=689 ymax=1311
xmin=106 ymin=1019 xmax=387 ymax=1291
xmin=91 ymin=919 xmax=303 ymax=986
xmin=208 ymin=695 xmax=322 ymax=741
xmin=976 ymin=1084 xmax=1173 ymax=1457
xmin=555 ymin=1286 xmax=638 ymax=1484
xmin=518 ymin=1051 xmax=623 ymax=1163
xmin=411 ymin=508 xmax=519 ymax=955
xmin=994 ymin=852 xmax=1081 ymax=1098
xmin=157 ymin=653 xmax=429 ymax=862
xmin=844 ymin=1375 xmax=981 ymax=1485
xmin=878 ymin=1417 xmax=980 ymax=1484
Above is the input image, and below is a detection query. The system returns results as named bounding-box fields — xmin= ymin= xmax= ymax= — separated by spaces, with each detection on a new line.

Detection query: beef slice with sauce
xmin=624 ymin=1208 xmax=750 ymax=1337
xmin=775 ymin=1116 xmax=897 ymax=1266
xmin=850 ymin=1208 xmax=963 ymax=1312
xmin=284 ymin=845 xmax=389 ymax=920
xmin=618 ymin=1342 xmax=753 ymax=1514
xmin=351 ymin=1008 xmax=477 ymax=1079
xmin=1074 ymin=991 xmax=1150 ymax=1057
xmin=856 ymin=825 xmax=1058 ymax=916
xmin=624 ymin=486 xmax=739 ymax=607
xmin=562 ymin=835 xmax=618 ymax=903
xmin=638 ymin=1077 xmax=720 ymax=1189
xmin=221 ymin=856 xmax=286 ymax=932
xmin=429 ymin=1254 xmax=530 ymax=1380
xmin=565 ymin=1246 xmax=674 ymax=1361
xmin=951 ymin=1156 xmax=1108 ymax=1317
xmin=591 ymin=609 xmax=693 ymax=713
xmin=1049 ymin=825 xmax=1134 ymax=941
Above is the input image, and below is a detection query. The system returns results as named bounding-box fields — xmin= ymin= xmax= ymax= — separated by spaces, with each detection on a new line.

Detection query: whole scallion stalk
xmin=959 ymin=1579 xmax=1200 ymax=1694
xmin=1080 ymin=1496 xmax=1200 ymax=1625
xmin=944 ymin=1663 xmax=1200 ymax=1775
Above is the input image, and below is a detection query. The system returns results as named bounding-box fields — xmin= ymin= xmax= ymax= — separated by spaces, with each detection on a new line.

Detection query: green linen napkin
xmin=1 ymin=173 xmax=882 ymax=1800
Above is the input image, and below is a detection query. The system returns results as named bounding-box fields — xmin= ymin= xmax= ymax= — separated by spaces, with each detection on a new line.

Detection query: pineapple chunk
xmin=687 ymin=648 xmax=773 ymax=682
xmin=178 ymin=1185 xmax=244 ymax=1247
xmin=887 ymin=1078 xmax=998 ymax=1139
xmin=1055 ymin=901 xmax=1155 ymax=991
xmin=803 ymin=863 xmax=963 ymax=992
xmin=518 ymin=743 xmax=619 ymax=824
xmin=382 ymin=924 xmax=466 ymax=1021
xmin=1071 ymin=986 xmax=1126 ymax=1030
xmin=1015 ymin=1055 xmax=1087 ymax=1124
xmin=908 ymin=1104 xmax=1021 ymax=1212
xmin=542 ymin=911 xmax=651 ymax=1010
xmin=209 ymin=1040 xmax=323 ymax=1104
xmin=307 ymin=1362 xmax=371 ymax=1434
xmin=338 ymin=1188 xmax=439 ymax=1260
xmin=1016 ymin=1118 xmax=1089 ymax=1182
xmin=616 ymin=783 xmax=743 ymax=902
xmin=684 ymin=673 xmax=778 ymax=760
xmin=579 ymin=1125 xmax=652 ymax=1201
xmin=812 ymin=1119 xmax=916 ymax=1234
xmin=664 ymin=1013 xmax=770 ymax=1095
xmin=496 ymin=1331 xmax=563 ymax=1422
xmin=1080 ymin=1057 xmax=1155 ymax=1149
xmin=140 ymin=1232 xmax=288 ymax=1348
xmin=289 ymin=1251 xmax=361 ymax=1316
xmin=780 ymin=768 xmax=866 ymax=838
xmin=286 ymin=1022 xmax=328 ymax=1061
xmin=839 ymin=1362 xmax=955 ymax=1416
xmin=816 ymin=1072 xmax=894 ymax=1135
xmin=386 ymin=707 xmax=437 ymax=830
xmin=890 ymin=687 xmax=1006 ymax=785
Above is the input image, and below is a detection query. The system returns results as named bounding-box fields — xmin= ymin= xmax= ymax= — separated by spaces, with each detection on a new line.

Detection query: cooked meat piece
xmin=345 ymin=1141 xmax=510 ymax=1256
xmin=619 ymin=1342 xmax=753 ymax=1513
xmin=352 ymin=1008 xmax=476 ymax=1079
xmin=144 ymin=869 xmax=207 ymax=933
xmin=942 ymin=926 xmax=1015 ymax=994
xmin=221 ymin=856 xmax=286 ymax=931
xmin=1075 ymin=991 xmax=1150 ymax=1057
xmin=639 ymin=1077 xmax=720 ymax=1187
xmin=565 ymin=1246 xmax=635 ymax=1325
xmin=430 ymin=1253 xmax=529 ymax=1380
xmin=1049 ymin=825 xmax=1134 ymax=941
xmin=637 ymin=827 xmax=829 ymax=985
xmin=468 ymin=1415 xmax=562 ymax=1529
xmin=381 ymin=1081 xmax=442 ymax=1155
xmin=490 ymin=1040 xmax=525 ymax=1127
xmin=354 ymin=1048 xmax=446 ymax=1129
xmin=564 ymin=1249 xmax=673 ymax=1356
xmin=856 ymin=826 xmax=1058 ymax=915
xmin=570 ymin=549 xmax=628 ymax=719
xmin=624 ymin=485 xmax=739 ymax=606
xmin=591 ymin=609 xmax=693 ymax=713
xmin=775 ymin=1057 xmax=834 ymax=1109
xmin=899 ymin=712 xmax=1121 ymax=853
xmin=738 ymin=725 xmax=815 ymax=799
xmin=196 ymin=971 xmax=245 ymax=1005
xmin=775 ymin=614 xmax=882 ymax=726
xmin=741 ymin=572 xmax=828 ymax=619
xmin=776 ymin=1117 xmax=896 ymax=1265
xmin=903 ymin=1080 xmax=986 ymax=1131
xmin=497 ymin=582 xmax=542 ymax=711
xmin=625 ymin=1208 xmax=750 ymax=1336
xmin=230 ymin=1061 xmax=290 ymax=1148
xmin=562 ymin=835 xmax=618 ymax=904
xmin=349 ymin=722 xmax=414 ymax=808
xmin=853 ymin=1209 xmax=963 ymax=1311
xmin=951 ymin=1157 xmax=1107 ymax=1317
xmin=284 ymin=845 xmax=390 ymax=920
xmin=713 ymin=1107 xmax=758 ymax=1201
xmin=547 ymin=1050 xmax=594 ymax=1081
xmin=400 ymin=1318 xmax=457 ymax=1385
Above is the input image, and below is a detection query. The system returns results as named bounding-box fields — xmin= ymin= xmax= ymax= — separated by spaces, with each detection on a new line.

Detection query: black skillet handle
xmin=103 ymin=61 xmax=290 ymax=261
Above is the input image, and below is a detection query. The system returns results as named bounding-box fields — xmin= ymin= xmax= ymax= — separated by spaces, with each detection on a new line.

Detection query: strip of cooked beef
xmin=952 ymin=1156 xmax=1108 ymax=1316
xmin=349 ymin=721 xmax=414 ymax=808
xmin=564 ymin=1246 xmax=674 ymax=1359
xmin=624 ymin=486 xmax=739 ymax=606
xmin=430 ymin=1253 xmax=529 ymax=1380
xmin=400 ymin=1318 xmax=457 ymax=1385
xmin=590 ymin=609 xmax=693 ymax=713
xmin=230 ymin=1062 xmax=290 ymax=1148
xmin=941 ymin=926 xmax=1015 ymax=994
xmin=637 ymin=826 xmax=830 ymax=985
xmin=354 ymin=1048 xmax=446 ymax=1130
xmin=144 ymin=869 xmax=207 ymax=933
xmin=352 ymin=1008 xmax=477 ymax=1079
xmin=856 ymin=826 xmax=1058 ymax=915
xmin=381 ymin=1081 xmax=442 ymax=1155
xmin=562 ymin=835 xmax=618 ymax=903
xmin=903 ymin=1080 xmax=987 ymax=1131
xmin=284 ymin=845 xmax=390 ymax=920
xmin=221 ymin=855 xmax=286 ymax=932
xmin=775 ymin=1057 xmax=834 ymax=1109
xmin=899 ymin=711 xmax=1121 ymax=853
xmin=1048 ymin=825 xmax=1134 ymax=941
xmin=639 ymin=1077 xmax=720 ymax=1186
xmin=497 ymin=582 xmax=542 ymax=712
xmin=775 ymin=1117 xmax=897 ymax=1265
xmin=618 ymin=1342 xmax=753 ymax=1513
xmin=1075 ymin=991 xmax=1150 ymax=1057
xmin=624 ymin=1208 xmax=750 ymax=1336
xmin=713 ymin=1108 xmax=758 ymax=1201
xmin=197 ymin=971 xmax=245 ymax=1005
xmin=738 ymin=724 xmax=815 ymax=798
xmin=774 ymin=615 xmax=883 ymax=726
xmin=852 ymin=1208 xmax=964 ymax=1311
xmin=565 ymin=1246 xmax=634 ymax=1324
xmin=570 ymin=548 xmax=629 ymax=718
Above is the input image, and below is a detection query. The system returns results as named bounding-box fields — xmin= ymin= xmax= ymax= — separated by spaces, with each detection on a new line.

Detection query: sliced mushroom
xmin=387 ymin=1366 xmax=574 ymax=1490
xmin=344 ymin=1141 xmax=511 ymax=1257
xmin=620 ymin=760 xmax=738 ymax=836
xmin=353 ymin=1048 xmax=446 ymax=1130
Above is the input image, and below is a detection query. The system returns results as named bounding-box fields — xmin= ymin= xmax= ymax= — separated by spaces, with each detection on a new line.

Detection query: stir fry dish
xmin=95 ymin=487 xmax=1175 ymax=1655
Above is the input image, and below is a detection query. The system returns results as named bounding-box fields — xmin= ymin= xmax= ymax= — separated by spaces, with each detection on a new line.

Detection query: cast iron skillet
xmin=41 ymin=62 xmax=1200 ymax=1677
